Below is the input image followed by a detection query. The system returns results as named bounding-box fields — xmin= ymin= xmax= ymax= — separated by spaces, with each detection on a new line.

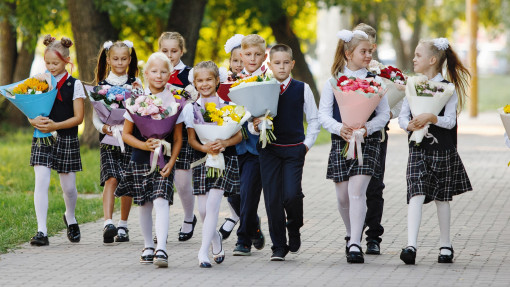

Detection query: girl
xmin=93 ymin=40 xmax=140 ymax=244
xmin=398 ymin=38 xmax=472 ymax=264
xmin=318 ymin=30 xmax=390 ymax=264
xmin=183 ymin=61 xmax=242 ymax=268
xmin=29 ymin=34 xmax=85 ymax=246
xmin=158 ymin=32 xmax=197 ymax=241
xmin=115 ymin=52 xmax=183 ymax=268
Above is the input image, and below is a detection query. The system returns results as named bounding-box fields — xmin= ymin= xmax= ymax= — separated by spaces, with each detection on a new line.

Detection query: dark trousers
xmin=231 ymin=152 xmax=262 ymax=246
xmin=259 ymin=144 xmax=306 ymax=250
xmin=364 ymin=132 xmax=387 ymax=243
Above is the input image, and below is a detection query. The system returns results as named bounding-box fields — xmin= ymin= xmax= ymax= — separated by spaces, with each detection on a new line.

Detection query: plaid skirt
xmin=115 ymin=161 xmax=175 ymax=206
xmin=326 ymin=136 xmax=381 ymax=183
xmin=192 ymin=154 xmax=240 ymax=196
xmin=100 ymin=144 xmax=132 ymax=186
xmin=30 ymin=135 xmax=82 ymax=173
xmin=175 ymin=132 xmax=193 ymax=170
xmin=407 ymin=147 xmax=472 ymax=204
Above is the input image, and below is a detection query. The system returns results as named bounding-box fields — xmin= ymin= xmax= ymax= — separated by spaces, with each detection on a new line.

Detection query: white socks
xmin=174 ymin=169 xmax=195 ymax=233
xmin=223 ymin=202 xmax=240 ymax=232
xmin=104 ymin=219 xmax=113 ymax=227
xmin=34 ymin=166 xmax=51 ymax=236
xmin=118 ymin=220 xmax=128 ymax=235
xmin=197 ymin=189 xmax=224 ymax=263
xmin=59 ymin=172 xmax=78 ymax=224
xmin=138 ymin=198 xmax=170 ymax=253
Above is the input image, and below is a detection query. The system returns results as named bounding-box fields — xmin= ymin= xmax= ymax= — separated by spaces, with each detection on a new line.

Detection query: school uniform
xmin=251 ymin=77 xmax=320 ymax=250
xmin=30 ymin=72 xmax=86 ymax=173
xmin=398 ymin=74 xmax=472 ymax=204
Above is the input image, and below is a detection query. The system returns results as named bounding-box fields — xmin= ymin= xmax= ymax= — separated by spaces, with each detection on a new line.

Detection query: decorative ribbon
xmin=109 ymin=125 xmax=125 ymax=153
xmin=380 ymin=128 xmax=385 ymax=142
xmin=259 ymin=110 xmax=273 ymax=148
xmin=190 ymin=153 xmax=226 ymax=177
xmin=145 ymin=139 xmax=172 ymax=175
xmin=346 ymin=128 xmax=366 ymax=166
xmin=423 ymin=124 xmax=439 ymax=145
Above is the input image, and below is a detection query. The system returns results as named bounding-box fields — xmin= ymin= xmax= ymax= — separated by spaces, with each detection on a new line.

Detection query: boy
xmin=251 ymin=44 xmax=320 ymax=260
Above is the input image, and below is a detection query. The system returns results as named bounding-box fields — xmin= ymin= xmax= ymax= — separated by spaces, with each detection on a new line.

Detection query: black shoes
xmin=63 ymin=214 xmax=80 ymax=243
xmin=346 ymin=244 xmax=364 ymax=263
xmin=270 ymin=247 xmax=289 ymax=261
xmin=103 ymin=224 xmax=117 ymax=244
xmin=438 ymin=246 xmax=454 ymax=263
xmin=30 ymin=232 xmax=49 ymax=246
xmin=233 ymin=244 xmax=252 ymax=256
xmin=219 ymin=218 xmax=238 ymax=240
xmin=252 ymin=221 xmax=265 ymax=250
xmin=288 ymin=233 xmax=301 ymax=254
xmin=154 ymin=249 xmax=169 ymax=268
xmin=366 ymin=240 xmax=381 ymax=255
xmin=115 ymin=227 xmax=129 ymax=242
xmin=178 ymin=215 xmax=197 ymax=241
xmin=199 ymin=262 xmax=212 ymax=268
xmin=213 ymin=232 xmax=225 ymax=264
xmin=400 ymin=246 xmax=417 ymax=265
xmin=140 ymin=247 xmax=155 ymax=264
xmin=344 ymin=236 xmax=351 ymax=254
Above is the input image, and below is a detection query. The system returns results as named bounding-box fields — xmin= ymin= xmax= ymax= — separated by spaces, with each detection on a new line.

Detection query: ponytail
xmin=94 ymin=40 xmax=140 ymax=84
xmin=330 ymin=33 xmax=370 ymax=77
xmin=127 ymin=47 xmax=139 ymax=79
xmin=331 ymin=39 xmax=347 ymax=77
xmin=444 ymin=47 xmax=470 ymax=113
xmin=95 ymin=48 xmax=108 ymax=84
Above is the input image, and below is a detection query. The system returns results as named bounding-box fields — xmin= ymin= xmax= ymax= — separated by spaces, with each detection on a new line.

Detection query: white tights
xmin=335 ymin=175 xmax=371 ymax=252
xmin=174 ymin=169 xmax=195 ymax=233
xmin=139 ymin=197 xmax=169 ymax=255
xmin=197 ymin=189 xmax=224 ymax=263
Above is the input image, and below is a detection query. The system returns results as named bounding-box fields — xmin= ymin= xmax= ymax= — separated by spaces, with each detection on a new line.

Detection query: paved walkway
xmin=1 ymin=112 xmax=509 ymax=286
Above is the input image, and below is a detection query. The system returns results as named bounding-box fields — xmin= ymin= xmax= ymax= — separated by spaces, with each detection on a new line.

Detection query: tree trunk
xmin=166 ymin=0 xmax=208 ymax=66
xmin=408 ymin=0 xmax=425 ymax=71
xmin=67 ymin=0 xmax=118 ymax=148
xmin=0 ymin=3 xmax=16 ymax=86
xmin=269 ymin=14 xmax=320 ymax=104
xmin=388 ymin=12 xmax=408 ymax=71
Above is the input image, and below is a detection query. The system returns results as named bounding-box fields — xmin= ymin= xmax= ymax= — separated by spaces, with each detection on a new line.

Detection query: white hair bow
xmin=123 ymin=40 xmax=134 ymax=48
xmin=103 ymin=41 xmax=113 ymax=50
xmin=336 ymin=29 xmax=368 ymax=43
xmin=433 ymin=38 xmax=449 ymax=51
xmin=224 ymin=34 xmax=245 ymax=54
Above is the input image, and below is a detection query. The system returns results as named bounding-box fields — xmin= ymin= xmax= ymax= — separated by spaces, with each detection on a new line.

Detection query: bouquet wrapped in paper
xmin=498 ymin=105 xmax=510 ymax=166
xmin=0 ymin=74 xmax=57 ymax=141
xmin=369 ymin=60 xmax=407 ymax=108
xmin=217 ymin=72 xmax=251 ymax=102
xmin=405 ymin=75 xmax=455 ymax=145
xmin=331 ymin=74 xmax=386 ymax=165
xmin=85 ymin=83 xmax=144 ymax=152
xmin=227 ymin=74 xmax=280 ymax=147
xmin=125 ymin=86 xmax=187 ymax=174
xmin=191 ymin=101 xmax=251 ymax=177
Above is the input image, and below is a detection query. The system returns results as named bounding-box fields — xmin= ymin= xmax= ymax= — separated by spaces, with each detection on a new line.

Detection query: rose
xmin=151 ymin=114 xmax=162 ymax=120
xmin=146 ymin=105 xmax=159 ymax=115
xmin=135 ymin=96 xmax=145 ymax=105
xmin=115 ymin=94 xmax=124 ymax=101
xmin=98 ymin=89 xmax=108 ymax=95
xmin=110 ymin=103 xmax=119 ymax=109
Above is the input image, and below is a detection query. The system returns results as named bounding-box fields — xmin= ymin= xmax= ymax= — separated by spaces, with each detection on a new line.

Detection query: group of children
xmin=25 ymin=22 xmax=472 ymax=268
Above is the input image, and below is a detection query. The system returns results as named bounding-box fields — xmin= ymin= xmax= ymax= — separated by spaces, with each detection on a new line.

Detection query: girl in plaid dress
xmin=115 ymin=52 xmax=184 ymax=268
xmin=318 ymin=30 xmax=390 ymax=264
xmin=158 ymin=32 xmax=197 ymax=241
xmin=398 ymin=38 xmax=472 ymax=265
xmin=183 ymin=61 xmax=242 ymax=268
xmin=28 ymin=35 xmax=86 ymax=246
xmin=93 ymin=40 xmax=141 ymax=244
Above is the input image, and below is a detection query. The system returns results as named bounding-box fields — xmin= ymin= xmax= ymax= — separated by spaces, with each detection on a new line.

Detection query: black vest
xmin=49 ymin=76 xmax=78 ymax=136
xmin=272 ymin=79 xmax=306 ymax=144
xmin=174 ymin=66 xmax=191 ymax=88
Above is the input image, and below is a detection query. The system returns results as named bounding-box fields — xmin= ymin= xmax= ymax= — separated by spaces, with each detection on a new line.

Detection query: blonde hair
xmin=354 ymin=23 xmax=377 ymax=43
xmin=193 ymin=61 xmax=219 ymax=79
xmin=143 ymin=52 xmax=173 ymax=84
xmin=241 ymin=34 xmax=266 ymax=52
xmin=158 ymin=32 xmax=187 ymax=54
xmin=43 ymin=34 xmax=74 ymax=72
xmin=331 ymin=34 xmax=370 ymax=76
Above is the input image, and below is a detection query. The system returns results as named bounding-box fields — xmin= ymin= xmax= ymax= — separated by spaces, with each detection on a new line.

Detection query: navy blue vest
xmin=409 ymin=79 xmax=457 ymax=151
xmin=272 ymin=79 xmax=305 ymax=144
xmin=49 ymin=76 xmax=78 ymax=136
xmin=174 ymin=66 xmax=191 ymax=88
xmin=130 ymin=124 xmax=173 ymax=165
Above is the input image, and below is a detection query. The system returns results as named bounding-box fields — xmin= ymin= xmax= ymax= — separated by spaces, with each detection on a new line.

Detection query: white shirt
xmin=318 ymin=67 xmax=390 ymax=136
xmin=174 ymin=60 xmax=186 ymax=71
xmin=242 ymin=64 xmax=269 ymax=77
xmin=54 ymin=72 xmax=86 ymax=101
xmin=398 ymin=73 xmax=457 ymax=132
xmin=247 ymin=76 xmax=320 ymax=149
xmin=181 ymin=96 xmax=231 ymax=129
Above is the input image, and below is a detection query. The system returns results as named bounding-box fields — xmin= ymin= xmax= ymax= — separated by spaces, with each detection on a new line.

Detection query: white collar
xmin=343 ymin=66 xmax=369 ymax=79
xmin=242 ymin=64 xmax=268 ymax=76
xmin=174 ymin=60 xmax=186 ymax=71
xmin=105 ymin=72 xmax=128 ymax=86
xmin=277 ymin=76 xmax=292 ymax=87
xmin=55 ymin=72 xmax=68 ymax=82
xmin=431 ymin=73 xmax=444 ymax=82
xmin=197 ymin=95 xmax=225 ymax=106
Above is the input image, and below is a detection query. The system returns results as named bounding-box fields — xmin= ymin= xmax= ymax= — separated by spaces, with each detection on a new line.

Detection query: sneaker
xmin=115 ymin=227 xmax=130 ymax=242
xmin=252 ymin=222 xmax=265 ymax=250
xmin=30 ymin=232 xmax=49 ymax=246
xmin=288 ymin=233 xmax=301 ymax=253
xmin=103 ymin=224 xmax=117 ymax=244
xmin=270 ymin=247 xmax=289 ymax=261
xmin=63 ymin=214 xmax=80 ymax=243
xmin=233 ymin=244 xmax=252 ymax=256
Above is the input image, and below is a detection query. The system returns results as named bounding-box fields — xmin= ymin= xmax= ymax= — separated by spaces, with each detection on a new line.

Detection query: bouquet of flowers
xmin=369 ymin=60 xmax=406 ymax=108
xmin=227 ymin=74 xmax=280 ymax=148
xmin=405 ymin=75 xmax=455 ymax=145
xmin=217 ymin=71 xmax=250 ymax=102
xmin=0 ymin=73 xmax=57 ymax=141
xmin=125 ymin=88 xmax=187 ymax=174
xmin=191 ymin=101 xmax=251 ymax=177
xmin=330 ymin=73 xmax=386 ymax=165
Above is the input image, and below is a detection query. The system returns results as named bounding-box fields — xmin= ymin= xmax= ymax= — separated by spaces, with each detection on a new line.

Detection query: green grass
xmin=0 ymin=127 xmax=106 ymax=253
xmin=477 ymin=75 xmax=510 ymax=112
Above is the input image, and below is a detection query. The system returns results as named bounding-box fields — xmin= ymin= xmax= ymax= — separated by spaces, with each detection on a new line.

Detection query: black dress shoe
xmin=400 ymin=246 xmax=417 ymax=265
xmin=270 ymin=247 xmax=289 ymax=261
xmin=438 ymin=246 xmax=454 ymax=263
xmin=115 ymin=227 xmax=129 ymax=242
xmin=103 ymin=224 xmax=117 ymax=244
xmin=154 ymin=249 xmax=168 ymax=268
xmin=140 ymin=247 xmax=155 ymax=264
xmin=30 ymin=232 xmax=49 ymax=246
xmin=178 ymin=215 xmax=197 ymax=241
xmin=199 ymin=262 xmax=212 ymax=268
xmin=346 ymin=244 xmax=364 ymax=263
xmin=366 ymin=240 xmax=380 ymax=255
xmin=344 ymin=236 xmax=350 ymax=255
xmin=63 ymin=215 xmax=80 ymax=243
xmin=219 ymin=218 xmax=238 ymax=240
xmin=288 ymin=233 xmax=301 ymax=253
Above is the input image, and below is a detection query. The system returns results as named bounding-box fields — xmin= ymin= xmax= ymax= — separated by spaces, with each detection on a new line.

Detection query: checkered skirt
xmin=30 ymin=136 xmax=56 ymax=168
xmin=99 ymin=144 xmax=132 ymax=186
xmin=31 ymin=135 xmax=82 ymax=173
xmin=326 ymin=136 xmax=381 ymax=183
xmin=115 ymin=161 xmax=175 ymax=206
xmin=406 ymin=146 xmax=472 ymax=204
xmin=192 ymin=154 xmax=240 ymax=196
xmin=175 ymin=132 xmax=193 ymax=170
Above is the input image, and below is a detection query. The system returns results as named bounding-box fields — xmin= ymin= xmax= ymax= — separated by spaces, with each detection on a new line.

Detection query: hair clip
xmin=433 ymin=38 xmax=449 ymax=51
xmin=103 ymin=41 xmax=113 ymax=50
xmin=123 ymin=40 xmax=134 ymax=48
xmin=336 ymin=30 xmax=368 ymax=43
xmin=224 ymin=34 xmax=245 ymax=53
